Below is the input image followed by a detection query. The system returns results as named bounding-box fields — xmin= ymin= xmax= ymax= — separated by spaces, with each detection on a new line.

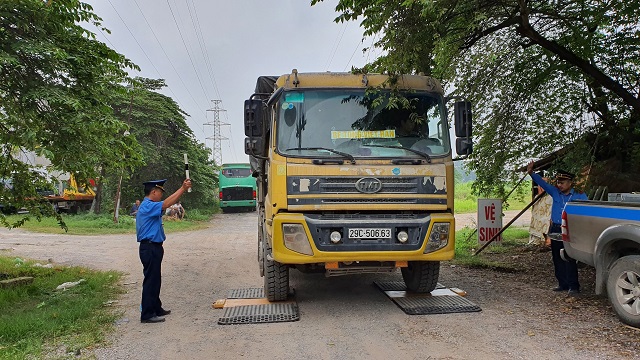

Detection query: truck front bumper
xmin=269 ymin=212 xmax=455 ymax=264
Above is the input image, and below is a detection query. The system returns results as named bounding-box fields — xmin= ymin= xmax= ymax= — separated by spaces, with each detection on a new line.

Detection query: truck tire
xmin=263 ymin=238 xmax=289 ymax=302
xmin=402 ymin=261 xmax=440 ymax=293
xmin=606 ymin=255 xmax=640 ymax=328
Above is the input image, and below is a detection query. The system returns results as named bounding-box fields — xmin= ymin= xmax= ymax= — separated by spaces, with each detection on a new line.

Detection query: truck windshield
xmin=275 ymin=89 xmax=449 ymax=159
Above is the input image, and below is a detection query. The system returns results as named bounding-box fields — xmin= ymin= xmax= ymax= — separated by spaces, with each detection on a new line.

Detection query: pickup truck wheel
xmin=606 ymin=255 xmax=640 ymax=328
xmin=401 ymin=261 xmax=440 ymax=293
xmin=262 ymin=238 xmax=289 ymax=302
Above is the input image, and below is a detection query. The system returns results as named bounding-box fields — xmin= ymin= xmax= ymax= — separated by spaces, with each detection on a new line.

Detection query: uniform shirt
xmin=136 ymin=197 xmax=166 ymax=243
xmin=530 ymin=172 xmax=588 ymax=224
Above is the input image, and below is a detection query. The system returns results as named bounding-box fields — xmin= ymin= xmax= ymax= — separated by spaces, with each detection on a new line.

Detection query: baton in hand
xmin=184 ymin=153 xmax=192 ymax=192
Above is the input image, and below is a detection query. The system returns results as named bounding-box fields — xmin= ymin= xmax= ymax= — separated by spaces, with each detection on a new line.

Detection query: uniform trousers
xmin=550 ymin=239 xmax=580 ymax=291
xmin=139 ymin=241 xmax=164 ymax=320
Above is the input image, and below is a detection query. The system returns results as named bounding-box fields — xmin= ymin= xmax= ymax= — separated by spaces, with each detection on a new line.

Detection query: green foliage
xmin=105 ymin=78 xmax=218 ymax=212
xmin=454 ymin=173 xmax=529 ymax=214
xmin=186 ymin=208 xmax=216 ymax=221
xmin=0 ymin=256 xmax=122 ymax=359
xmin=316 ymin=0 xmax=640 ymax=194
xmin=0 ymin=0 xmax=142 ymax=228
xmin=454 ymin=226 xmax=529 ymax=270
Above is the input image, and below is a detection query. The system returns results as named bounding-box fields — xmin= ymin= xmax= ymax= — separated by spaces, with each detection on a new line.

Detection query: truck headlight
xmin=330 ymin=231 xmax=342 ymax=244
xmin=424 ymin=222 xmax=450 ymax=253
xmin=397 ymin=231 xmax=409 ymax=243
xmin=283 ymin=224 xmax=313 ymax=255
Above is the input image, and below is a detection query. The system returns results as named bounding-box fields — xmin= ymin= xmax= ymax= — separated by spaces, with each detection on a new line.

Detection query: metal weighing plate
xmin=374 ymin=281 xmax=446 ymax=292
xmin=227 ymin=287 xmax=265 ymax=299
xmin=374 ymin=281 xmax=481 ymax=315
xmin=392 ymin=295 xmax=481 ymax=315
xmin=218 ymin=303 xmax=300 ymax=325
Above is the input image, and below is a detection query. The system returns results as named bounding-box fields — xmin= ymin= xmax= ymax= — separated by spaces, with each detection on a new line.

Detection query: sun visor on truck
xmin=254 ymin=76 xmax=279 ymax=95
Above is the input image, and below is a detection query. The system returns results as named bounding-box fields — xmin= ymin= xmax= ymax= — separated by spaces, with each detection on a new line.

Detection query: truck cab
xmin=244 ymin=70 xmax=472 ymax=301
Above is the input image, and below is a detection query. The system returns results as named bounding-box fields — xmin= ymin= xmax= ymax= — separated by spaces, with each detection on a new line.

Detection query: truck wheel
xmin=262 ymin=238 xmax=289 ymax=301
xmin=402 ymin=261 xmax=440 ymax=293
xmin=606 ymin=255 xmax=640 ymax=328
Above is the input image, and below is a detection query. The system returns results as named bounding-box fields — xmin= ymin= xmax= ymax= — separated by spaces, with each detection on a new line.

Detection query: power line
xmin=344 ymin=37 xmax=364 ymax=72
xmin=106 ymin=0 xmax=207 ymax=138
xmin=365 ymin=33 xmax=379 ymax=64
xmin=186 ymin=0 xmax=222 ymax=101
xmin=106 ymin=0 xmax=163 ymax=78
xmin=165 ymin=0 xmax=212 ymax=104
xmin=325 ymin=21 xmax=349 ymax=71
xmin=186 ymin=0 xmax=238 ymax=163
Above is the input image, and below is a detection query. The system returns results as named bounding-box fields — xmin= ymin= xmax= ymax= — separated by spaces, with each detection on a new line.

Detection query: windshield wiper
xmin=285 ymin=147 xmax=356 ymax=164
xmin=365 ymin=144 xmax=431 ymax=163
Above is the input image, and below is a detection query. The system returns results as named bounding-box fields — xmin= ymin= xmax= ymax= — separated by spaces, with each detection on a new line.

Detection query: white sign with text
xmin=478 ymin=199 xmax=503 ymax=245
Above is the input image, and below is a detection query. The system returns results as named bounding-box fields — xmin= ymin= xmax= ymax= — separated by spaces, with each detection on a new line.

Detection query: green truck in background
xmin=218 ymin=163 xmax=257 ymax=212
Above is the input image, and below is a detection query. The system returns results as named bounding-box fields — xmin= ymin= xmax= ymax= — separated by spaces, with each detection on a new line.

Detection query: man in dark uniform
xmin=527 ymin=162 xmax=587 ymax=295
xmin=137 ymin=178 xmax=192 ymax=323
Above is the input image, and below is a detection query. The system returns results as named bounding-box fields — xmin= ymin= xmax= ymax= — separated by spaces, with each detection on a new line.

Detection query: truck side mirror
xmin=456 ymin=138 xmax=473 ymax=156
xmin=454 ymin=101 xmax=472 ymax=138
xmin=244 ymin=99 xmax=264 ymax=137
xmin=244 ymin=137 xmax=265 ymax=157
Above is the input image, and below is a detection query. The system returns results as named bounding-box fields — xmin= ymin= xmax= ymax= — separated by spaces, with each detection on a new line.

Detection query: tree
xmin=316 ymin=0 xmax=640 ymax=194
xmin=106 ymin=78 xmax=218 ymax=213
xmin=0 ymin=0 xmax=140 ymax=228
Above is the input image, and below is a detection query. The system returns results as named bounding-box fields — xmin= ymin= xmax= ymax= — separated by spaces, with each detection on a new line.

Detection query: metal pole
xmin=473 ymin=192 xmax=545 ymax=256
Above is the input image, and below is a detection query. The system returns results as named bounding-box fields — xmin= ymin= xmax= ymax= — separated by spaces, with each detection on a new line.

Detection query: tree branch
xmin=461 ymin=16 xmax=520 ymax=50
xmin=516 ymin=2 xmax=640 ymax=115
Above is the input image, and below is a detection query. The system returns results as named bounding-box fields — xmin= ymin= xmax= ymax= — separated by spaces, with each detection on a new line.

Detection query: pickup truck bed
xmin=562 ymin=200 xmax=640 ymax=328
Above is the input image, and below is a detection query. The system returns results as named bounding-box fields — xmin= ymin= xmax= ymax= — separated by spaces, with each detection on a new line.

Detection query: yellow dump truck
xmin=244 ymin=70 xmax=472 ymax=301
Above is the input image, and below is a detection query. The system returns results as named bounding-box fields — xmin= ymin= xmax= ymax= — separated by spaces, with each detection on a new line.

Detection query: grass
xmin=454 ymin=181 xmax=530 ymax=214
xmin=453 ymin=226 xmax=531 ymax=271
xmin=0 ymin=256 xmax=122 ymax=359
xmin=3 ymin=209 xmax=213 ymax=235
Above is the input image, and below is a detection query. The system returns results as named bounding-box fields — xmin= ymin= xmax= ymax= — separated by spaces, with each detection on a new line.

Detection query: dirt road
xmin=0 ymin=211 xmax=637 ymax=360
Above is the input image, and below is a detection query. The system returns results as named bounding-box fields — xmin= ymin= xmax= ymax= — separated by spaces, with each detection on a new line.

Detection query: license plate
xmin=348 ymin=228 xmax=391 ymax=239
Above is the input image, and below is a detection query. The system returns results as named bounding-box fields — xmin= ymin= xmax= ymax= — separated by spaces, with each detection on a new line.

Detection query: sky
xmin=84 ymin=0 xmax=372 ymax=165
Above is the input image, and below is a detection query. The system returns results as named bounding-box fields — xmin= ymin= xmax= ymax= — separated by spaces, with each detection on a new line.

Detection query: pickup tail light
xmin=561 ymin=211 xmax=570 ymax=242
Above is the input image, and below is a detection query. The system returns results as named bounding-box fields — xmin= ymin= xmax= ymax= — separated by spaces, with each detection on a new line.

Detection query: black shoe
xmin=552 ymin=287 xmax=568 ymax=292
xmin=141 ymin=316 xmax=165 ymax=323
xmin=157 ymin=309 xmax=171 ymax=316
xmin=567 ymin=289 xmax=580 ymax=297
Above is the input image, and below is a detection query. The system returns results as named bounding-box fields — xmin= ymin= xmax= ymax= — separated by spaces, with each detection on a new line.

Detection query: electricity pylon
xmin=205 ymin=100 xmax=228 ymax=166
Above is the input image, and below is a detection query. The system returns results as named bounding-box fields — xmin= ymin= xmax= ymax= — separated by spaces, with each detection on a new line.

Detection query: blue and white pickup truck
xmin=561 ymin=200 xmax=640 ymax=328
